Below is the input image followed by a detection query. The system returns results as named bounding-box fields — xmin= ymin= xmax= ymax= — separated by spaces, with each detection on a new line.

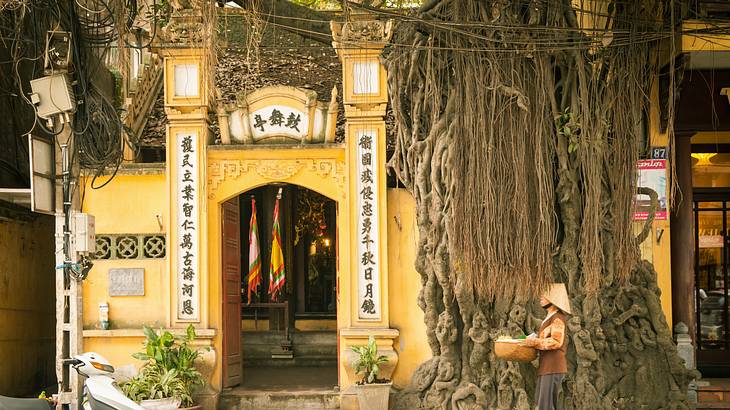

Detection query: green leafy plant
xmin=555 ymin=109 xmax=581 ymax=153
xmin=123 ymin=367 xmax=189 ymax=405
xmin=351 ymin=335 xmax=389 ymax=384
xmin=123 ymin=324 xmax=207 ymax=407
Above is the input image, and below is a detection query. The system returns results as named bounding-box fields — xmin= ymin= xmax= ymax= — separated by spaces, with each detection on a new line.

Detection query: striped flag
xmin=247 ymin=197 xmax=261 ymax=303
xmin=268 ymin=188 xmax=286 ymax=302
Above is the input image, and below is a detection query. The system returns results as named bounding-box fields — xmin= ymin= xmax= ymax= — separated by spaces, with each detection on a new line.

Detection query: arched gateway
xmin=207 ymin=137 xmax=348 ymax=389
xmin=200 ymin=80 xmax=395 ymax=404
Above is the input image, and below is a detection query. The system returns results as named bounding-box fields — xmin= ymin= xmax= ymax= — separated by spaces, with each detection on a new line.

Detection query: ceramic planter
xmin=140 ymin=397 xmax=181 ymax=410
xmin=355 ymin=382 xmax=392 ymax=410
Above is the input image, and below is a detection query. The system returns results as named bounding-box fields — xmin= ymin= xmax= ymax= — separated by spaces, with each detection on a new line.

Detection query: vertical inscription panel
xmin=176 ymin=131 xmax=200 ymax=321
xmin=356 ymin=129 xmax=381 ymax=320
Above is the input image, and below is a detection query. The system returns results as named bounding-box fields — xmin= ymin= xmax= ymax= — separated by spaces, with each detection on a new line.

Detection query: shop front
xmin=695 ymin=189 xmax=730 ymax=371
xmin=692 ymin=147 xmax=730 ymax=375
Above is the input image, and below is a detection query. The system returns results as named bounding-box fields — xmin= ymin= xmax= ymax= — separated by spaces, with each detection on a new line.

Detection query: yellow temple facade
xmin=74 ymin=5 xmax=730 ymax=407
xmin=79 ymin=13 xmax=430 ymax=409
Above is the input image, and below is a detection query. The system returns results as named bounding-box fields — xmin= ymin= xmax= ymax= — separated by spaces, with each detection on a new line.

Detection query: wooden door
xmin=222 ymin=197 xmax=242 ymax=387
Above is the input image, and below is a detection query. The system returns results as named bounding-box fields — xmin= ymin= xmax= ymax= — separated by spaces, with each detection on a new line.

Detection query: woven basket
xmin=494 ymin=341 xmax=537 ymax=362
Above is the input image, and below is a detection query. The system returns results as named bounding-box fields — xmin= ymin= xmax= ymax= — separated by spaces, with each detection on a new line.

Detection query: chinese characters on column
xmin=176 ymin=132 xmax=200 ymax=321
xmin=356 ymin=130 xmax=381 ymax=320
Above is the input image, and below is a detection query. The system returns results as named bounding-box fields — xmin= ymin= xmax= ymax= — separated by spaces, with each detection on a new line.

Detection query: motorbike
xmin=0 ymin=352 xmax=142 ymax=410
xmin=72 ymin=352 xmax=143 ymax=410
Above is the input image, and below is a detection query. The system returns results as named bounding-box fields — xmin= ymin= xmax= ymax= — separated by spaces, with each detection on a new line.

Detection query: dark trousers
xmin=536 ymin=373 xmax=565 ymax=410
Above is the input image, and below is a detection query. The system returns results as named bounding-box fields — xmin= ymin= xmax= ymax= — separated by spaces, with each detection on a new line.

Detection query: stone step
xmin=221 ymin=366 xmax=340 ymax=409
xmin=243 ymin=357 xmax=338 ymax=367
xmin=243 ymin=344 xmax=337 ymax=358
xmin=243 ymin=330 xmax=337 ymax=345
xmin=219 ymin=389 xmax=340 ymax=410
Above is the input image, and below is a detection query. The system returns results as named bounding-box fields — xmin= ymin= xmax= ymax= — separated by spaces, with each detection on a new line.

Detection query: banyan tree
xmin=383 ymin=0 xmax=698 ymax=408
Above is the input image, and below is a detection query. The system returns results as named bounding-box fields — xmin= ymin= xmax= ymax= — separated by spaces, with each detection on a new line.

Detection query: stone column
xmin=670 ymin=135 xmax=696 ymax=343
xmin=674 ymin=322 xmax=698 ymax=404
xmin=153 ymin=6 xmax=217 ymax=408
xmin=331 ymin=12 xmax=398 ymax=405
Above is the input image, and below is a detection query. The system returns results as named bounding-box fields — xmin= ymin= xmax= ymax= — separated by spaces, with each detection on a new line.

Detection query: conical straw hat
xmin=542 ymin=283 xmax=572 ymax=314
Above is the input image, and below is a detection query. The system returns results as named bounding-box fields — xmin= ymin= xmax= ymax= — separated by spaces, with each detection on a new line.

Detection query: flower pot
xmin=355 ymin=382 xmax=392 ymax=410
xmin=140 ymin=397 xmax=181 ymax=410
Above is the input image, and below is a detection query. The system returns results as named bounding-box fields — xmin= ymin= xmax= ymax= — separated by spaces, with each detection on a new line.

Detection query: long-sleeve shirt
xmin=523 ymin=311 xmax=568 ymax=375
xmin=531 ymin=311 xmax=566 ymax=350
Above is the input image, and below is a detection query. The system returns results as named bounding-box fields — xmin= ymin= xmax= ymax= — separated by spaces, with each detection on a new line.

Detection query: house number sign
xmin=176 ymin=132 xmax=200 ymax=321
xmin=356 ymin=129 xmax=381 ymax=320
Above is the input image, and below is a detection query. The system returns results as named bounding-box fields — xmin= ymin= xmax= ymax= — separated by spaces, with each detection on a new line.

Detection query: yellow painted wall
xmin=80 ymin=171 xmax=168 ymax=368
xmin=295 ymin=320 xmax=337 ymax=331
xmin=681 ymin=21 xmax=730 ymax=53
xmin=79 ymin=162 xmax=432 ymax=396
xmin=645 ymin=82 xmax=674 ymax=328
xmin=242 ymin=320 xmax=270 ymax=331
xmin=0 ymin=215 xmax=56 ymax=396
xmin=387 ymin=189 xmax=431 ymax=389
xmin=84 ymin=336 xmax=146 ymax=372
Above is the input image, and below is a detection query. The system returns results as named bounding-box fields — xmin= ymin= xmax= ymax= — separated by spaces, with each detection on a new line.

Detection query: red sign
xmin=634 ymin=159 xmax=668 ymax=221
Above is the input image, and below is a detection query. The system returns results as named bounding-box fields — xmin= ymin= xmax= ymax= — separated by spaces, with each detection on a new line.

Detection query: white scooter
xmin=0 ymin=352 xmax=141 ymax=410
xmin=70 ymin=352 xmax=143 ymax=410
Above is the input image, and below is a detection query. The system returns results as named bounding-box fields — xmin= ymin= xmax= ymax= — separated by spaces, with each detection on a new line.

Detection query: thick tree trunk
xmin=385 ymin=1 xmax=698 ymax=409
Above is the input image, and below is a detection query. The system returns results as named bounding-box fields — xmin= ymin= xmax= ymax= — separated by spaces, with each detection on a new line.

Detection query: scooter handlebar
xmin=62 ymin=358 xmax=83 ymax=367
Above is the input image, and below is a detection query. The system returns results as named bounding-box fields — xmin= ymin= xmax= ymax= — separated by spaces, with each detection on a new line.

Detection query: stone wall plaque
xmin=108 ymin=268 xmax=145 ymax=296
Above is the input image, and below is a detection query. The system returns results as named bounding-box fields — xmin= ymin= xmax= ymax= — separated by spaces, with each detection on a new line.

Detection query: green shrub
xmin=351 ymin=335 xmax=389 ymax=384
xmin=122 ymin=324 xmax=207 ymax=407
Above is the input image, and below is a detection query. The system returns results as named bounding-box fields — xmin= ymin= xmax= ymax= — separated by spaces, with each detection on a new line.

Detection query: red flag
xmin=268 ymin=188 xmax=286 ymax=302
xmin=247 ymin=197 xmax=261 ymax=302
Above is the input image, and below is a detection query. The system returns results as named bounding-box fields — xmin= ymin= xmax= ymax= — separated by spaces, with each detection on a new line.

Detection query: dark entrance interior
xmin=222 ymin=183 xmax=338 ymax=390
xmin=695 ymin=190 xmax=730 ymax=376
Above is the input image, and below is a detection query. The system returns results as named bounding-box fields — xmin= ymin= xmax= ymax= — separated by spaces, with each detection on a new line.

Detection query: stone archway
xmin=205 ymin=146 xmax=349 ymax=390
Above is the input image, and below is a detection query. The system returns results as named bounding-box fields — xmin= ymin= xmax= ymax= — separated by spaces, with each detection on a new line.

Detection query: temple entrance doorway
xmin=221 ymin=182 xmax=338 ymax=390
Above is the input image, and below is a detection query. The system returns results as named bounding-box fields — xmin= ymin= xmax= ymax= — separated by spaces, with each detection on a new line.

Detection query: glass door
xmin=696 ymin=199 xmax=730 ymax=367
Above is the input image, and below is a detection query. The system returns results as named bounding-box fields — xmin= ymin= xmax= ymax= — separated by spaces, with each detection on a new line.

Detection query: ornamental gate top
xmin=217 ymin=85 xmax=339 ymax=145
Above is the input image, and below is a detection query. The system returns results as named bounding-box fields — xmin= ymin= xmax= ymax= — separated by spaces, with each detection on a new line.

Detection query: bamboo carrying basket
xmin=494 ymin=340 xmax=537 ymax=362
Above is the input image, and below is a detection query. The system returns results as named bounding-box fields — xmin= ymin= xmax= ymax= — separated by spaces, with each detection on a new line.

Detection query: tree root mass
xmin=385 ymin=1 xmax=697 ymax=408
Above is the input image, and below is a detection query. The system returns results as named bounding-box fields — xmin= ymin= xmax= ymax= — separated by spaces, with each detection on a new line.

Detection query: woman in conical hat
xmin=521 ymin=283 xmax=571 ymax=410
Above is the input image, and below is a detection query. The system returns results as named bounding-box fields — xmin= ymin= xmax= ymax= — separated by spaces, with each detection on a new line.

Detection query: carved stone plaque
xmin=108 ymin=268 xmax=145 ymax=296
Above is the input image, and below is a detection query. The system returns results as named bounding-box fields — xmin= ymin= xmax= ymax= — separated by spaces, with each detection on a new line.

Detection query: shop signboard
xmin=634 ymin=159 xmax=668 ymax=221
xmin=699 ymin=235 xmax=724 ymax=248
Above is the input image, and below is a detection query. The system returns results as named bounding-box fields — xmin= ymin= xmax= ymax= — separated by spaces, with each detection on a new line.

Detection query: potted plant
xmin=122 ymin=324 xmax=207 ymax=409
xmin=351 ymin=335 xmax=391 ymax=410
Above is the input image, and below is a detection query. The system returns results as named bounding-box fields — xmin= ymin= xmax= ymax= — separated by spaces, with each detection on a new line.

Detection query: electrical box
xmin=73 ymin=213 xmax=96 ymax=254
xmin=44 ymin=31 xmax=72 ymax=71
xmin=30 ymin=74 xmax=76 ymax=119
